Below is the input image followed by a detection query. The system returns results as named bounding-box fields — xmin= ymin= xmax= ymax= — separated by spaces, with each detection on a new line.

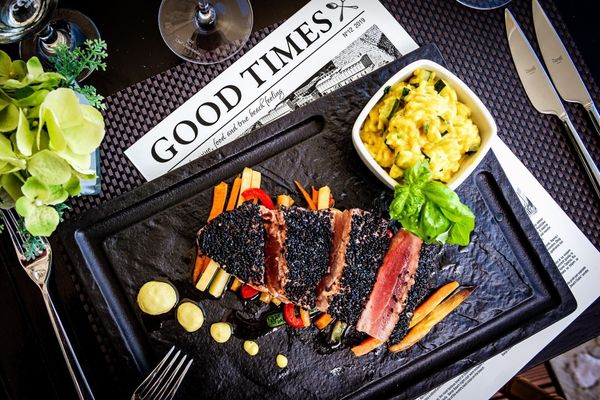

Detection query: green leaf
xmin=15 ymin=195 xmax=36 ymax=217
xmin=0 ymin=51 xmax=12 ymax=84
xmin=52 ymin=147 xmax=94 ymax=175
xmin=389 ymin=161 xmax=476 ymax=246
xmin=21 ymin=176 xmax=49 ymax=201
xmin=16 ymin=109 xmax=34 ymax=156
xmin=26 ymin=57 xmax=44 ymax=79
xmin=0 ymin=103 xmax=18 ymax=132
xmin=63 ymin=174 xmax=81 ymax=196
xmin=0 ymin=173 xmax=23 ymax=201
xmin=23 ymin=204 xmax=59 ymax=237
xmin=27 ymin=149 xmax=72 ymax=185
xmin=46 ymin=185 xmax=69 ymax=205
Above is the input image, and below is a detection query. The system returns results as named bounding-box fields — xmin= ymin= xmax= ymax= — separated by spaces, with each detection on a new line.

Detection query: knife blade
xmin=532 ymin=0 xmax=600 ymax=137
xmin=505 ymin=9 xmax=600 ymax=198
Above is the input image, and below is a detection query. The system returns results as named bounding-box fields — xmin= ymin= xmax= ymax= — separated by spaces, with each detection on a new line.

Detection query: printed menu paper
xmin=125 ymin=0 xmax=418 ymax=180
xmin=125 ymin=1 xmax=600 ymax=398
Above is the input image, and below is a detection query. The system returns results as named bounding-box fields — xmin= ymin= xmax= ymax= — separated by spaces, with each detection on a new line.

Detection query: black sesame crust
xmin=198 ymin=202 xmax=266 ymax=285
xmin=328 ymin=210 xmax=390 ymax=325
xmin=388 ymin=243 xmax=437 ymax=343
xmin=281 ymin=206 xmax=333 ymax=309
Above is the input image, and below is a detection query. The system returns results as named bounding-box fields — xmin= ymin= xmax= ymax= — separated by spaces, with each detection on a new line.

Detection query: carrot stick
xmin=351 ymin=337 xmax=383 ymax=357
xmin=207 ymin=182 xmax=228 ymax=221
xmin=389 ymin=287 xmax=475 ymax=353
xmin=226 ymin=177 xmax=242 ymax=211
xmin=311 ymin=186 xmax=318 ymax=206
xmin=409 ymin=281 xmax=460 ymax=328
xmin=294 ymin=180 xmax=317 ymax=210
xmin=315 ymin=313 xmax=333 ymax=330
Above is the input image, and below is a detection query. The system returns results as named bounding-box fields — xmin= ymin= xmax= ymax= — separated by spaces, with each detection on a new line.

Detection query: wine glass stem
xmin=196 ymin=0 xmax=216 ymax=29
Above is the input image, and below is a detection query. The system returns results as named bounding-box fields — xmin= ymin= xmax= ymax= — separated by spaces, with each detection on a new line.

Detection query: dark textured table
xmin=0 ymin=1 xmax=598 ymax=399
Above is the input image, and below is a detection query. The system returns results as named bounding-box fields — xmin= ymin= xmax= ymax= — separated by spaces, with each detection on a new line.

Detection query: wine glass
xmin=158 ymin=0 xmax=253 ymax=65
xmin=0 ymin=0 xmax=100 ymax=80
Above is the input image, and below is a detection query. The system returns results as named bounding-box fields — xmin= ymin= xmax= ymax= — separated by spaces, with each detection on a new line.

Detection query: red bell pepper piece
xmin=241 ymin=188 xmax=275 ymax=209
xmin=283 ymin=303 xmax=305 ymax=328
xmin=240 ymin=284 xmax=259 ymax=300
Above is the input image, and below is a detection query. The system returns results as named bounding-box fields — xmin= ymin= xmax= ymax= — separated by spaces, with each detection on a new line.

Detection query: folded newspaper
xmin=125 ymin=0 xmax=600 ymax=398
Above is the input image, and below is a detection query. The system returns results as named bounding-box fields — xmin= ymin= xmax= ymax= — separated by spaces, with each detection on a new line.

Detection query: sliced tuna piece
xmin=278 ymin=206 xmax=334 ymax=309
xmin=356 ymin=229 xmax=422 ymax=342
xmin=326 ymin=209 xmax=390 ymax=326
xmin=315 ymin=209 xmax=351 ymax=311
xmin=262 ymin=207 xmax=288 ymax=299
xmin=197 ymin=202 xmax=267 ymax=289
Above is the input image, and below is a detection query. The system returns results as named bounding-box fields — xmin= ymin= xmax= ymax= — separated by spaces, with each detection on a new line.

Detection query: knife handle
xmin=585 ymin=102 xmax=600 ymax=139
xmin=561 ymin=115 xmax=600 ymax=199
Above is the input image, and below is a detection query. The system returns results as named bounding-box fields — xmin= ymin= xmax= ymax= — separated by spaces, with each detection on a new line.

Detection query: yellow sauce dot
xmin=210 ymin=322 xmax=232 ymax=343
xmin=243 ymin=340 xmax=259 ymax=356
xmin=176 ymin=302 xmax=204 ymax=332
xmin=137 ymin=281 xmax=177 ymax=315
xmin=276 ymin=354 xmax=288 ymax=369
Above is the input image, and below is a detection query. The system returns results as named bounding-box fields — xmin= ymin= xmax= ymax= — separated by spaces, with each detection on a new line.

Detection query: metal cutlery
xmin=1 ymin=209 xmax=95 ymax=400
xmin=532 ymin=0 xmax=600 ymax=137
xmin=505 ymin=9 xmax=600 ymax=199
xmin=131 ymin=347 xmax=193 ymax=400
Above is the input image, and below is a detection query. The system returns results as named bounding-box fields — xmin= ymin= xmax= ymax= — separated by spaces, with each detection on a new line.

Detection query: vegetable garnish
xmin=208 ymin=181 xmax=228 ymax=221
xmin=389 ymin=286 xmax=475 ymax=353
xmin=351 ymin=337 xmax=383 ymax=357
xmin=409 ymin=281 xmax=459 ymax=328
xmin=241 ymin=188 xmax=275 ymax=209
xmin=226 ymin=177 xmax=242 ymax=211
xmin=294 ymin=180 xmax=317 ymax=210
xmin=266 ymin=311 xmax=286 ymax=328
xmin=276 ymin=354 xmax=288 ymax=369
xmin=389 ymin=161 xmax=475 ymax=246
xmin=283 ymin=303 xmax=305 ymax=328
xmin=240 ymin=284 xmax=260 ymax=300
xmin=314 ymin=313 xmax=334 ymax=330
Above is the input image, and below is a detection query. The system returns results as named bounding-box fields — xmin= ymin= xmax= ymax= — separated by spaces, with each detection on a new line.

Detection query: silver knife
xmin=505 ymin=9 xmax=600 ymax=198
xmin=532 ymin=0 xmax=600 ymax=137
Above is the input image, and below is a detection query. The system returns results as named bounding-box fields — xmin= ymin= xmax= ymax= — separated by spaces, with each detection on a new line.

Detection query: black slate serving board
xmin=59 ymin=44 xmax=576 ymax=399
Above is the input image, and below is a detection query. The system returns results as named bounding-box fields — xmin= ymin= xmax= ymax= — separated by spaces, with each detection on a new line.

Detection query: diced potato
xmin=259 ymin=292 xmax=272 ymax=304
xmin=230 ymin=277 xmax=243 ymax=292
xmin=250 ymin=170 xmax=261 ymax=189
xmin=317 ymin=186 xmax=331 ymax=209
xmin=195 ymin=259 xmax=219 ymax=291
xmin=208 ymin=268 xmax=230 ymax=298
xmin=271 ymin=297 xmax=282 ymax=306
xmin=237 ymin=167 xmax=254 ymax=206
xmin=277 ymin=194 xmax=294 ymax=208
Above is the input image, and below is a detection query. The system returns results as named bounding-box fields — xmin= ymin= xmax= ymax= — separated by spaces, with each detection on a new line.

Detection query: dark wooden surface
xmin=0 ymin=1 xmax=598 ymax=399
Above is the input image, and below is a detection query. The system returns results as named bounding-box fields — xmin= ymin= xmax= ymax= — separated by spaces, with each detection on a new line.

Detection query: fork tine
xmin=135 ymin=346 xmax=176 ymax=397
xmin=152 ymin=354 xmax=188 ymax=399
xmin=1 ymin=210 xmax=24 ymax=256
xmin=142 ymin=350 xmax=183 ymax=398
xmin=164 ymin=358 xmax=193 ymax=400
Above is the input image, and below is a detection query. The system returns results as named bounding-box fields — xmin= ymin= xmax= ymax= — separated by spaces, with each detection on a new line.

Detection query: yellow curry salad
xmin=360 ymin=69 xmax=481 ymax=183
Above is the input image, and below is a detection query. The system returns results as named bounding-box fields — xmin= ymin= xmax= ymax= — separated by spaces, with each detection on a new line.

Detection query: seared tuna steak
xmin=326 ymin=209 xmax=390 ymax=326
xmin=356 ymin=229 xmax=422 ymax=342
xmin=276 ymin=206 xmax=334 ymax=309
xmin=197 ymin=202 xmax=267 ymax=288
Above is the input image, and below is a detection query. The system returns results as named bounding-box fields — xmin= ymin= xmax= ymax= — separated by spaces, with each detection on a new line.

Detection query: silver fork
xmin=1 ymin=209 xmax=95 ymax=400
xmin=131 ymin=347 xmax=193 ymax=400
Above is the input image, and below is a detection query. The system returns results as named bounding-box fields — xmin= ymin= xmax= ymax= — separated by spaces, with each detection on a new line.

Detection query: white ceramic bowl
xmin=352 ymin=59 xmax=497 ymax=190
